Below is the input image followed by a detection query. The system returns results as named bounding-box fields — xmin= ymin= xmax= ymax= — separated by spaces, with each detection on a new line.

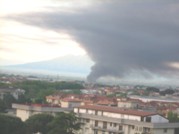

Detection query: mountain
xmin=0 ymin=55 xmax=94 ymax=77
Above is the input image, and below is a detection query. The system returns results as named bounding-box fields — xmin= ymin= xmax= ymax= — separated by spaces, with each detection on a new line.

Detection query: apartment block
xmin=74 ymin=105 xmax=179 ymax=134
xmin=12 ymin=103 xmax=72 ymax=121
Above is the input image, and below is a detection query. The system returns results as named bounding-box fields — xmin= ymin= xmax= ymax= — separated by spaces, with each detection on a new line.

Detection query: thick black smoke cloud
xmin=8 ymin=0 xmax=179 ymax=82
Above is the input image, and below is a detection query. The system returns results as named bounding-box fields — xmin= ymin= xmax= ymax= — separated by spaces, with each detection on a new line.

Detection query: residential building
xmin=12 ymin=103 xmax=72 ymax=121
xmin=46 ymin=93 xmax=117 ymax=108
xmin=46 ymin=95 xmax=61 ymax=106
xmin=117 ymin=101 xmax=138 ymax=109
xmin=129 ymin=95 xmax=179 ymax=103
xmin=60 ymin=98 xmax=82 ymax=108
xmin=74 ymin=105 xmax=179 ymax=134
xmin=0 ymin=88 xmax=25 ymax=100
xmin=12 ymin=88 xmax=25 ymax=99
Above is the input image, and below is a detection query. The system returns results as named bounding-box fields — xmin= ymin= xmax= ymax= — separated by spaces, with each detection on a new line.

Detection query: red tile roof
xmin=76 ymin=105 xmax=157 ymax=117
xmin=62 ymin=98 xmax=82 ymax=102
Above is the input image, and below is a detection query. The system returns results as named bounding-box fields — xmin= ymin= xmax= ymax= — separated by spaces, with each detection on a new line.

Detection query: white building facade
xmin=74 ymin=105 xmax=179 ymax=134
xmin=12 ymin=103 xmax=73 ymax=121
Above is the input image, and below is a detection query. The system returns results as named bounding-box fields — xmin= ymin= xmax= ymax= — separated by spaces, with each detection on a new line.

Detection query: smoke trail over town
xmin=7 ymin=0 xmax=179 ymax=82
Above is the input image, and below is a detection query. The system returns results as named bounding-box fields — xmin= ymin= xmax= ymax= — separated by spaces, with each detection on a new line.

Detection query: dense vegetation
xmin=159 ymin=89 xmax=175 ymax=96
xmin=14 ymin=80 xmax=84 ymax=90
xmin=0 ymin=80 xmax=84 ymax=104
xmin=167 ymin=111 xmax=179 ymax=123
xmin=0 ymin=114 xmax=25 ymax=134
xmin=0 ymin=94 xmax=16 ymax=112
xmin=18 ymin=80 xmax=84 ymax=102
xmin=0 ymin=78 xmax=84 ymax=133
xmin=25 ymin=114 xmax=54 ymax=134
xmin=0 ymin=112 xmax=82 ymax=134
xmin=132 ymin=86 xmax=177 ymax=96
xmin=146 ymin=87 xmax=160 ymax=92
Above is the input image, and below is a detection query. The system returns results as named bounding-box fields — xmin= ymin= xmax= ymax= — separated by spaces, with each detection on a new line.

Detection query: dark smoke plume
xmin=7 ymin=0 xmax=179 ymax=82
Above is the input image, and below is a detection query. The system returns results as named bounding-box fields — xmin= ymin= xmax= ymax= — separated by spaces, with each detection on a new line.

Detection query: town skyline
xmin=1 ymin=0 xmax=179 ymax=84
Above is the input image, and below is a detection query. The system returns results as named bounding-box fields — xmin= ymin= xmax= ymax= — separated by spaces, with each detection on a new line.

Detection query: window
xmin=135 ymin=126 xmax=138 ymax=131
xmin=86 ymin=119 xmax=90 ymax=123
xmin=143 ymin=127 xmax=150 ymax=132
xmin=81 ymin=118 xmax=85 ymax=123
xmin=95 ymin=110 xmax=98 ymax=115
xmin=85 ymin=128 xmax=89 ymax=132
xmin=113 ymin=123 xmax=117 ymax=127
xmin=69 ymin=103 xmax=72 ymax=108
xmin=146 ymin=117 xmax=151 ymax=122
xmin=103 ymin=122 xmax=107 ymax=129
xmin=141 ymin=117 xmax=144 ymax=121
xmin=94 ymin=130 xmax=98 ymax=134
xmin=119 ymin=125 xmax=123 ymax=130
xmin=164 ymin=129 xmax=168 ymax=133
xmin=139 ymin=127 xmax=142 ymax=131
xmin=110 ymin=122 xmax=112 ymax=126
xmin=95 ymin=121 xmax=98 ymax=127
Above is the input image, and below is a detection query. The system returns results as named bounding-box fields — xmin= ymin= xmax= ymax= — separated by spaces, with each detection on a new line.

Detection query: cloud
xmin=6 ymin=0 xmax=179 ymax=83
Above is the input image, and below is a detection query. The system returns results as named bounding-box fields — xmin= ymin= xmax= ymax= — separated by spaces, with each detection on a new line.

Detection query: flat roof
xmin=76 ymin=105 xmax=157 ymax=117
xmin=12 ymin=103 xmax=73 ymax=112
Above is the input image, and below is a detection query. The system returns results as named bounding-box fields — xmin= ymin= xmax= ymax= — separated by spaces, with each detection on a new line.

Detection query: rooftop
xmin=76 ymin=105 xmax=157 ymax=117
xmin=12 ymin=103 xmax=73 ymax=112
xmin=61 ymin=98 xmax=82 ymax=102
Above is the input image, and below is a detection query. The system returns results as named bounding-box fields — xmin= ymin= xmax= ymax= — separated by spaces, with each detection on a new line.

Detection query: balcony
xmin=141 ymin=133 xmax=152 ymax=134
xmin=92 ymin=126 xmax=123 ymax=134
xmin=77 ymin=113 xmax=124 ymax=124
xmin=77 ymin=113 xmax=179 ymax=129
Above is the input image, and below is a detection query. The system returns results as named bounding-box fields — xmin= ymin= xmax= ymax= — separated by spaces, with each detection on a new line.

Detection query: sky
xmin=0 ymin=0 xmax=88 ymax=65
xmin=1 ymin=0 xmax=179 ymax=85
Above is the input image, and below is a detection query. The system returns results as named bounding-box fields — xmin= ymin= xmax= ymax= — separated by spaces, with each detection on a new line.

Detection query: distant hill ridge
xmin=0 ymin=55 xmax=94 ymax=77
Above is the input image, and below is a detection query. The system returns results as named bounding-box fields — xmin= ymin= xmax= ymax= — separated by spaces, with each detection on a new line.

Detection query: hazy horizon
xmin=1 ymin=0 xmax=179 ymax=85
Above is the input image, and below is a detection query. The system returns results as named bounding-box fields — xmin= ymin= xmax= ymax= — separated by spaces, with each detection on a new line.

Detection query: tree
xmin=65 ymin=89 xmax=82 ymax=95
xmin=146 ymin=87 xmax=160 ymax=92
xmin=25 ymin=112 xmax=82 ymax=134
xmin=160 ymin=89 xmax=175 ymax=96
xmin=16 ymin=94 xmax=31 ymax=103
xmin=3 ymin=93 xmax=16 ymax=109
xmin=0 ymin=100 xmax=6 ymax=113
xmin=47 ymin=112 xmax=82 ymax=134
xmin=0 ymin=114 xmax=25 ymax=134
xmin=167 ymin=111 xmax=179 ymax=122
xmin=13 ymin=80 xmax=84 ymax=103
xmin=25 ymin=114 xmax=54 ymax=134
